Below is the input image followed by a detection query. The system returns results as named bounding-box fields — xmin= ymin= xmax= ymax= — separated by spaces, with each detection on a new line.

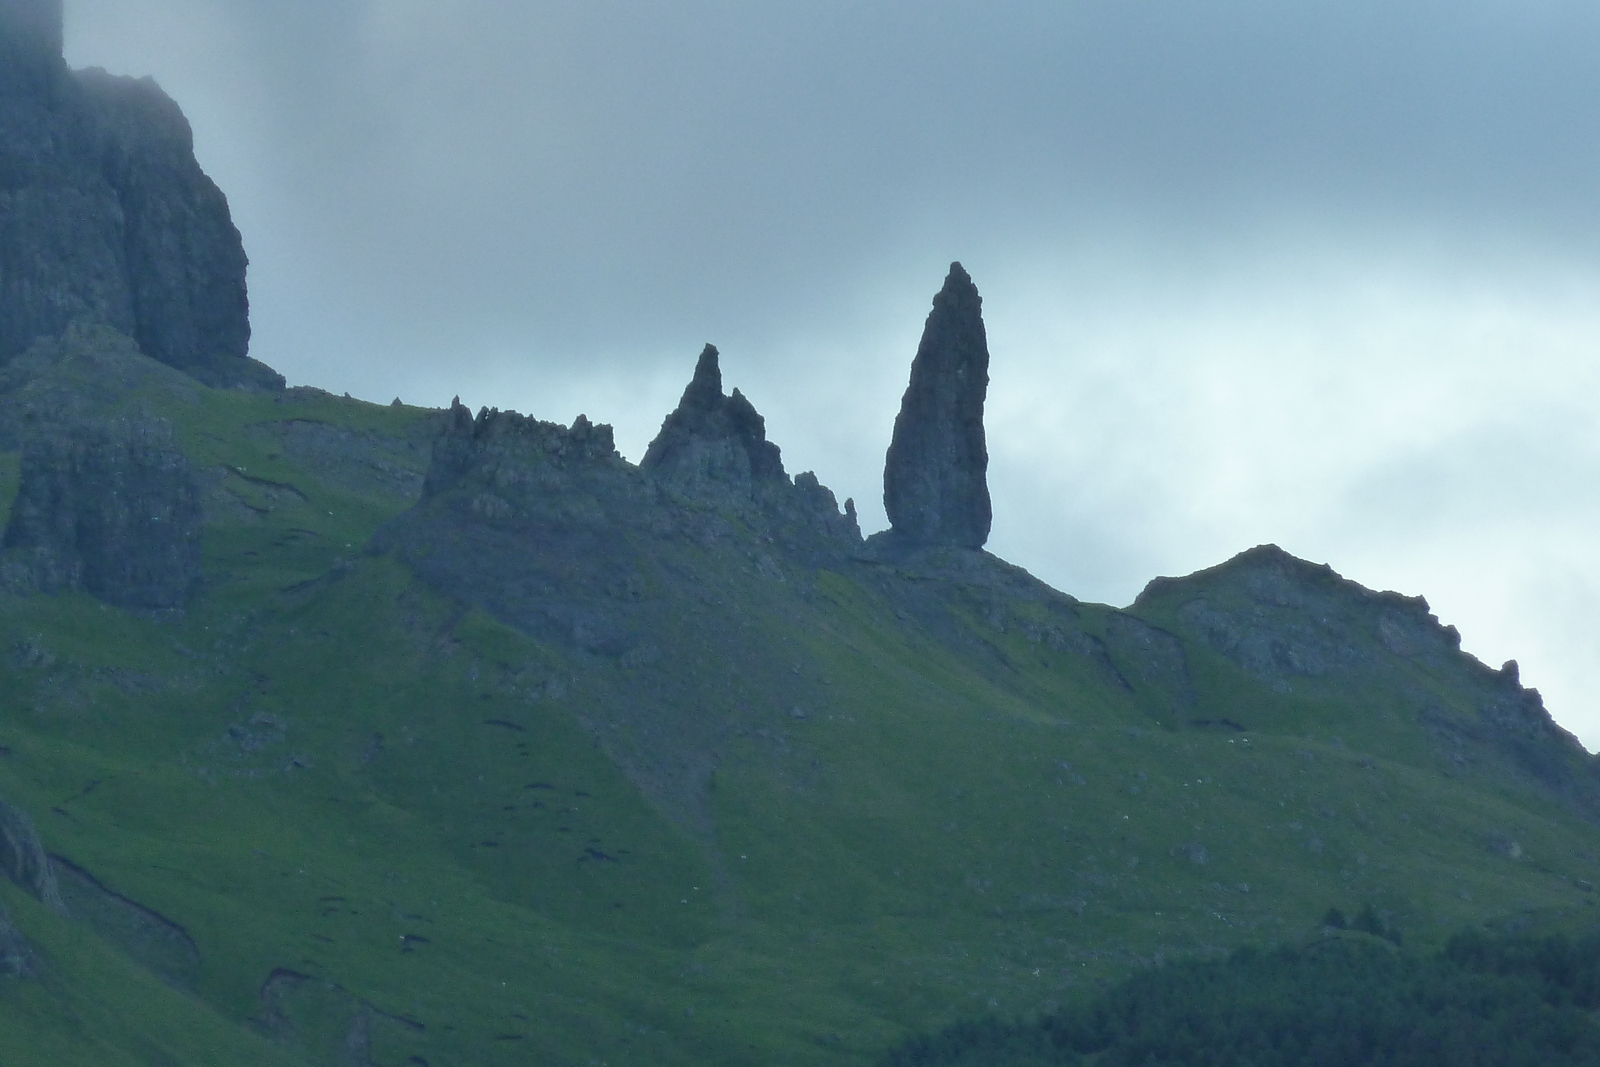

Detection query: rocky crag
xmin=388 ymin=346 xmax=863 ymax=651
xmin=0 ymin=793 xmax=64 ymax=977
xmin=374 ymin=352 xmax=866 ymax=829
xmin=642 ymin=343 xmax=860 ymax=536
xmin=1136 ymin=544 xmax=1600 ymax=818
xmin=879 ymin=261 xmax=992 ymax=551
xmin=641 ymin=344 xmax=785 ymax=493
xmin=0 ymin=0 xmax=280 ymax=390
xmin=1 ymin=414 xmax=202 ymax=609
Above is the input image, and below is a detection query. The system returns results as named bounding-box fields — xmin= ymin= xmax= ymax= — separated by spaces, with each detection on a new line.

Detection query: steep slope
xmin=0 ymin=322 xmax=1598 ymax=1065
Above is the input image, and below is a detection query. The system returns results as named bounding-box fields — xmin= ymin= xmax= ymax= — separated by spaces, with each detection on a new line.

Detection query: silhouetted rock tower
xmin=641 ymin=344 xmax=787 ymax=495
xmin=882 ymin=262 xmax=992 ymax=549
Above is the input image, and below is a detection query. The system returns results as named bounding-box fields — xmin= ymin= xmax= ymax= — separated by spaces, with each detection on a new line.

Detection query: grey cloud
xmin=68 ymin=0 xmax=1600 ymax=378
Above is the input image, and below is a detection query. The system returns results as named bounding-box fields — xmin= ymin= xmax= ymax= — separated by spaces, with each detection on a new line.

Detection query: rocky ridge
xmin=379 ymin=354 xmax=864 ymax=641
xmin=368 ymin=278 xmax=1600 ymax=839
xmin=1138 ymin=544 xmax=1600 ymax=816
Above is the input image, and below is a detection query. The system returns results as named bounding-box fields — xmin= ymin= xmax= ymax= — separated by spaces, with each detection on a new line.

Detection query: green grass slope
xmin=0 ymin=335 xmax=1597 ymax=1065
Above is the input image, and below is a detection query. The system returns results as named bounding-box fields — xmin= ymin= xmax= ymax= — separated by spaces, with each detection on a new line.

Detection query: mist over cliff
xmin=0 ymin=0 xmax=278 ymax=390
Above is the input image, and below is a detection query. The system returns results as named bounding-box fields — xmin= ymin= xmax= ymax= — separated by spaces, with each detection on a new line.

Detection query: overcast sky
xmin=63 ymin=0 xmax=1600 ymax=748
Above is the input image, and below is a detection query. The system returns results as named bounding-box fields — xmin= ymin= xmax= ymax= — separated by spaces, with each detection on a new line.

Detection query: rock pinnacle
xmin=641 ymin=344 xmax=786 ymax=492
xmin=882 ymin=262 xmax=992 ymax=549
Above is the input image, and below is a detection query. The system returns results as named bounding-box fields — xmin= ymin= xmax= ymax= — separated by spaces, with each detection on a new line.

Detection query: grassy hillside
xmin=0 ymin=332 xmax=1597 ymax=1065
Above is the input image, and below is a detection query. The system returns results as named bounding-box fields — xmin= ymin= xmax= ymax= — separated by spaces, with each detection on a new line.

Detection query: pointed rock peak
xmin=681 ymin=343 xmax=723 ymax=411
xmin=936 ymin=260 xmax=979 ymax=306
xmin=642 ymin=344 xmax=785 ymax=488
xmin=882 ymin=262 xmax=992 ymax=549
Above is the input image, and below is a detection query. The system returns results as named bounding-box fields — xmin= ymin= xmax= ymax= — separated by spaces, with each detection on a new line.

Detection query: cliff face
xmin=0 ymin=0 xmax=280 ymax=390
xmin=0 ymin=416 xmax=203 ymax=609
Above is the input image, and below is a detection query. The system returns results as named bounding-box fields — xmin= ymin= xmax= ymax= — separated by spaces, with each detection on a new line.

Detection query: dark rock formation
xmin=0 ymin=0 xmax=281 ymax=390
xmin=0 ymin=795 xmax=64 ymax=914
xmin=641 ymin=344 xmax=860 ymax=541
xmin=0 ymin=0 xmax=59 ymax=89
xmin=641 ymin=344 xmax=786 ymax=497
xmin=1 ymin=416 xmax=202 ymax=608
xmin=383 ymin=383 xmax=860 ymax=646
xmin=373 ymin=388 xmax=863 ymax=831
xmin=1135 ymin=545 xmax=1451 ymax=683
xmin=421 ymin=397 xmax=622 ymax=506
xmin=882 ymin=262 xmax=991 ymax=549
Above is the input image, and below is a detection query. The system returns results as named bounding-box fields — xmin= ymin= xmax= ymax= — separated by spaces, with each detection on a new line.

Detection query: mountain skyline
xmin=8 ymin=11 xmax=1600 ymax=1057
xmin=54 ymin=0 xmax=1600 ymax=750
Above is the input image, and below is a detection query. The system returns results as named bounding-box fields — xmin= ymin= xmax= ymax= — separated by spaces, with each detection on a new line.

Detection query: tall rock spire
xmin=882 ymin=262 xmax=992 ymax=549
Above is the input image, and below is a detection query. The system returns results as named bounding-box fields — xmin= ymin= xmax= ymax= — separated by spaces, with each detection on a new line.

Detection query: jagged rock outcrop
xmin=380 ymin=383 xmax=860 ymax=647
xmin=640 ymin=344 xmax=860 ymax=540
xmin=369 ymin=382 xmax=875 ymax=838
xmin=0 ymin=0 xmax=281 ymax=390
xmin=881 ymin=262 xmax=992 ymax=549
xmin=420 ymin=397 xmax=623 ymax=505
xmin=0 ymin=795 xmax=64 ymax=915
xmin=1 ymin=416 xmax=202 ymax=608
xmin=641 ymin=344 xmax=786 ymax=497
xmin=378 ymin=398 xmax=665 ymax=655
xmin=1135 ymin=545 xmax=1461 ymax=684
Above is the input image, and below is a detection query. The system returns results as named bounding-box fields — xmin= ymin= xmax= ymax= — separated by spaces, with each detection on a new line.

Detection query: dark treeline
xmin=881 ymin=927 xmax=1600 ymax=1066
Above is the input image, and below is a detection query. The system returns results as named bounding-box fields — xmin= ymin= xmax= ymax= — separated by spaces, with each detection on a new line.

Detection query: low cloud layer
xmin=63 ymin=0 xmax=1600 ymax=746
